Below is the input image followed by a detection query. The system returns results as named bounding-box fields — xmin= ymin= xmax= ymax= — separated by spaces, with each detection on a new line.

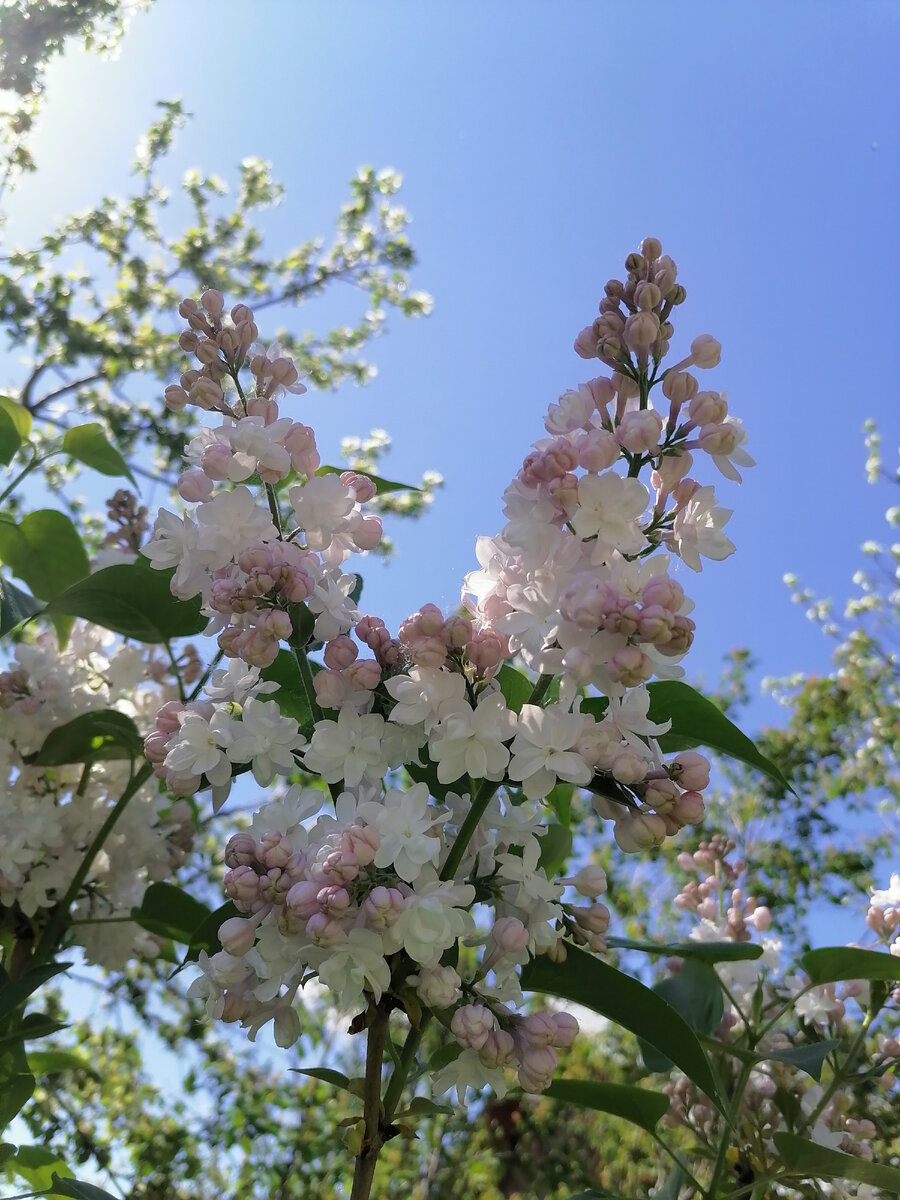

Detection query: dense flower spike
xmin=138 ymin=244 xmax=747 ymax=1107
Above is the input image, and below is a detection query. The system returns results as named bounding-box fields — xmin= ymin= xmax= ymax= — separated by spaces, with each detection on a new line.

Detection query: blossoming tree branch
xmin=1 ymin=238 xmax=898 ymax=1200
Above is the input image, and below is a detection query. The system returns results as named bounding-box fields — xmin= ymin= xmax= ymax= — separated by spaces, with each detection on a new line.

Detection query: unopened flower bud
xmin=451 ymin=1004 xmax=495 ymax=1051
xmin=414 ymin=965 xmax=461 ymax=1009
xmin=570 ymin=863 xmax=607 ymax=898
xmin=672 ymin=751 xmax=710 ymax=790
xmin=479 ymin=1028 xmax=517 ymax=1069
xmin=623 ymin=311 xmax=659 ymax=352
xmin=492 ymin=916 xmax=530 ymax=955
xmin=690 ymin=334 xmax=721 ymax=368
xmin=573 ymin=903 xmax=610 ymax=934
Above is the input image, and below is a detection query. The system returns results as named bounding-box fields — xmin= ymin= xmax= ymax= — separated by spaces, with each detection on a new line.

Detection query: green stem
xmin=291 ymin=638 xmax=324 ymax=726
xmin=440 ymin=778 xmax=499 ymax=881
xmin=802 ymin=1013 xmax=871 ymax=1132
xmin=350 ymin=1009 xmax=390 ymax=1200
xmin=164 ymin=640 xmax=187 ymax=702
xmin=650 ymin=1133 xmax=703 ymax=1194
xmin=383 ymin=1014 xmax=432 ymax=1121
xmin=31 ymin=760 xmax=153 ymax=969
xmin=704 ymin=1061 xmax=753 ymax=1200
xmin=0 ymin=450 xmax=53 ymax=507
xmin=265 ymin=481 xmax=285 ymax=537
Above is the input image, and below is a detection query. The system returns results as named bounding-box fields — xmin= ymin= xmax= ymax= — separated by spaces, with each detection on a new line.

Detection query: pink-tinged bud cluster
xmin=355 ymin=615 xmax=403 ymax=668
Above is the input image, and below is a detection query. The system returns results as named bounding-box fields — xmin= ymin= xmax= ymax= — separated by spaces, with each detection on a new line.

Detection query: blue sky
xmin=5 ymin=0 xmax=900 ymax=727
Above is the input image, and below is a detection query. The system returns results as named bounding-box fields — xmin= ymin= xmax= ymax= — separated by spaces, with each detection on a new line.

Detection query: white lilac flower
xmin=195 ymin=485 xmax=277 ymax=565
xmin=671 ymin=484 xmax=735 ymax=572
xmin=289 ymin=474 xmax=357 ymax=550
xmin=204 ymin=660 xmax=279 ymax=704
xmin=507 ymin=702 xmax=594 ymax=800
xmin=357 ymin=783 xmax=449 ymax=882
xmin=601 ymin=687 xmax=671 ymax=753
xmin=570 ymin=471 xmax=648 ymax=551
xmin=707 ymin=414 xmax=755 ymax=483
xmin=316 ymin=929 xmax=391 ymax=1011
xmin=383 ymin=874 xmax=476 ymax=968
xmin=164 ymin=709 xmax=236 ymax=785
xmin=871 ymin=874 xmax=900 ymax=908
xmin=428 ymin=693 xmax=516 ymax=785
xmin=307 ymin=569 xmax=359 ymax=642
xmin=385 ymin=665 xmax=467 ymax=732
xmin=496 ymin=836 xmax=561 ymax=905
xmin=432 ymin=1048 xmax=508 ymax=1104
xmin=226 ymin=698 xmax=305 ymax=785
xmin=303 ymin=706 xmax=389 ymax=787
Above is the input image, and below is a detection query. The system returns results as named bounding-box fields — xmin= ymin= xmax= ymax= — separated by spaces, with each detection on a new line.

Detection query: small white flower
xmin=357 ymin=783 xmax=449 ymax=882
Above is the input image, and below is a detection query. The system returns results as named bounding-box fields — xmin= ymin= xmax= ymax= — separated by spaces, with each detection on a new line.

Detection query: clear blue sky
xmin=6 ymin=0 xmax=900 ymax=726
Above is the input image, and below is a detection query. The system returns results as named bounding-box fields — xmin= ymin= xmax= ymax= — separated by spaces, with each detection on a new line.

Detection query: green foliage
xmin=521 ymin=948 xmax=721 ymax=1105
xmin=800 ymin=945 xmax=900 ymax=985
xmin=131 ymin=884 xmax=214 ymax=946
xmin=62 ymin=422 xmax=136 ymax=484
xmin=773 ymin=1133 xmax=900 ymax=1191
xmin=0 ymin=573 xmax=42 ymax=636
xmin=543 ymin=1078 xmax=670 ymax=1134
xmin=639 ymin=961 xmax=724 ymax=1073
xmin=44 ymin=561 xmax=206 ymax=641
xmin=23 ymin=709 xmax=142 ymax=766
xmin=0 ymin=510 xmax=90 ymax=601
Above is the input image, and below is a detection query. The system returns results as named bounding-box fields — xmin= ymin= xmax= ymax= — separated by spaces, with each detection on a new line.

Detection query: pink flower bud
xmin=609 ymin=748 xmax=648 ymax=786
xmin=306 ymin=912 xmax=345 ymax=947
xmin=343 ymin=824 xmax=380 ymax=867
xmin=324 ymin=636 xmax=358 ymax=670
xmin=478 ymin=1029 xmax=517 ymax=1069
xmin=156 ymin=699 xmax=186 ymax=735
xmin=451 ymin=1004 xmax=496 ymax=1050
xmin=363 ymin=885 xmax=405 ymax=930
xmin=317 ymin=885 xmax=351 ymax=916
xmin=570 ymin=864 xmax=607 ymax=898
xmin=607 ymin=645 xmax=653 ymax=687
xmin=517 ymin=1044 xmax=558 ymax=1093
xmin=200 ymin=289 xmax=225 ymax=320
xmin=614 ymin=812 xmax=667 ymax=853
xmin=573 ymin=903 xmax=610 ymax=934
xmin=672 ymin=478 xmax=700 ymax=508
xmin=347 ymin=658 xmax=381 ymax=691
xmin=550 ymin=1011 xmax=579 ymax=1048
xmin=354 ymin=516 xmax=383 ymax=551
xmin=286 ymin=880 xmax=322 ymax=919
xmin=340 ymin=470 xmax=377 ymax=503
xmin=224 ymin=832 xmax=258 ymax=869
xmin=218 ymin=916 xmax=258 ymax=956
xmin=652 ymin=451 xmax=694 ymax=495
xmin=623 ymin=311 xmax=660 ymax=353
xmin=689 ymin=390 xmax=728 ymax=426
xmin=414 ymin=965 xmax=462 ymax=1009
xmin=164 ymin=384 xmax=189 ymax=411
xmin=142 ymin=730 xmax=170 ymax=764
xmin=662 ymin=371 xmax=698 ymax=405
xmin=634 ymin=280 xmax=661 ymax=311
xmin=313 ymin=669 xmax=348 ymax=709
xmin=698 ymin=423 xmax=738 ymax=456
xmin=574 ymin=326 xmax=599 ymax=358
xmin=517 ymin=1011 xmax=558 ymax=1048
xmin=690 ymin=334 xmax=721 ymax=369
xmin=747 ymin=905 xmax=772 ymax=932
xmin=177 ymin=468 xmax=214 ymax=502
xmin=617 ymin=409 xmax=663 ymax=454
xmin=492 ymin=916 xmax=530 ymax=955
xmin=671 ymin=789 xmax=705 ymax=825
xmin=224 ymin=864 xmax=262 ymax=908
xmin=672 ymin=752 xmax=711 ymax=790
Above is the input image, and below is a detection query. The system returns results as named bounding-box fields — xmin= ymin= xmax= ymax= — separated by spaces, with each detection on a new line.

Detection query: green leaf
xmin=0 ymin=574 xmax=42 ymax=637
xmin=131 ymin=883 xmax=213 ymax=945
xmin=544 ymin=1078 xmax=670 ymax=1133
xmin=62 ymin=423 xmax=136 ymax=485
xmin=290 ymin=1066 xmax=364 ymax=1100
xmin=0 ymin=1142 xmax=15 ymax=1166
xmin=0 ymin=511 xmax=90 ymax=602
xmin=640 ymin=960 xmax=724 ymax=1072
xmin=0 ymin=396 xmax=32 ymax=440
xmin=391 ymin=1096 xmax=454 ymax=1121
xmin=260 ymin=649 xmax=316 ymax=730
xmin=27 ymin=1049 xmax=98 ymax=1078
xmin=521 ymin=947 xmax=721 ymax=1106
xmin=764 ymin=1040 xmax=841 ymax=1083
xmin=0 ymin=406 xmax=21 ymax=466
xmin=49 ymin=1175 xmax=120 ymax=1200
xmin=23 ymin=710 xmax=142 ymax=767
xmin=537 ymin=823 xmax=573 ymax=875
xmin=316 ymin=464 xmax=421 ymax=495
xmin=0 ymin=962 xmax=71 ymax=1022
xmin=497 ymin=664 xmax=534 ymax=714
xmin=800 ymin=946 xmax=900 ymax=986
xmin=44 ymin=561 xmax=206 ymax=642
xmin=773 ymin=1132 xmax=900 ymax=1190
xmin=0 ymin=1038 xmax=34 ymax=1133
xmin=426 ymin=1041 xmax=462 ymax=1074
xmin=16 ymin=1013 xmax=68 ymax=1042
xmin=183 ymin=901 xmax=239 ymax=964
xmin=645 ymin=680 xmax=793 ymax=794
xmin=10 ymin=1144 xmax=73 ymax=1190
xmin=606 ymin=936 xmax=763 ymax=964
xmin=656 ymin=1166 xmax=688 ymax=1200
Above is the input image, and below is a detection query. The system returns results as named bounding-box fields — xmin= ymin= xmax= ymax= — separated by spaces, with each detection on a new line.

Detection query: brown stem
xmin=350 ymin=1008 xmax=390 ymax=1200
